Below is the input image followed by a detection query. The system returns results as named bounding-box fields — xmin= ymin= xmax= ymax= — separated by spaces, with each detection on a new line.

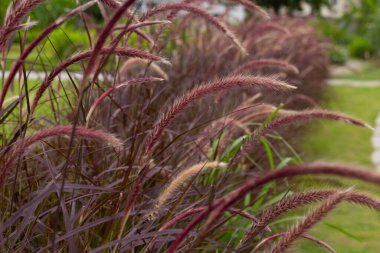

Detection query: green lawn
xmin=2 ymin=26 xmax=93 ymax=72
xmin=294 ymin=82 xmax=380 ymax=252
xmin=300 ymin=86 xmax=380 ymax=167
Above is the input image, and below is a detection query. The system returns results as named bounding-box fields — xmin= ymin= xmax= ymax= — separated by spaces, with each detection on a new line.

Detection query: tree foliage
xmin=255 ymin=0 xmax=331 ymax=14
xmin=0 ymin=0 xmax=101 ymax=27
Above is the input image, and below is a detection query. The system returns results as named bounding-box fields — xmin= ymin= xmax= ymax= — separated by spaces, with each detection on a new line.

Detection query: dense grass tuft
xmin=0 ymin=1 xmax=379 ymax=252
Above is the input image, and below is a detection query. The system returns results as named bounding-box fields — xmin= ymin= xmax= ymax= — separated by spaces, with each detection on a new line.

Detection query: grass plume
xmin=0 ymin=0 xmax=46 ymax=49
xmin=239 ymin=189 xmax=380 ymax=249
xmin=145 ymin=75 xmax=296 ymax=154
xmin=30 ymin=47 xmax=166 ymax=115
xmin=241 ymin=109 xmax=373 ymax=154
xmin=168 ymin=163 xmax=380 ymax=252
xmin=140 ymin=3 xmax=247 ymax=54
xmin=156 ymin=161 xmax=226 ymax=210
xmin=233 ymin=58 xmax=299 ymax=75
xmin=119 ymin=57 xmax=169 ymax=80
xmin=268 ymin=189 xmax=352 ymax=253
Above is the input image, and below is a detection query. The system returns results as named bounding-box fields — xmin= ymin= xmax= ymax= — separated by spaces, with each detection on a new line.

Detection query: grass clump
xmin=0 ymin=1 xmax=380 ymax=252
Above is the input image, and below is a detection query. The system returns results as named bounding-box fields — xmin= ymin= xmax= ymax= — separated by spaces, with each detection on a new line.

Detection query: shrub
xmin=329 ymin=44 xmax=349 ymax=65
xmin=349 ymin=36 xmax=375 ymax=58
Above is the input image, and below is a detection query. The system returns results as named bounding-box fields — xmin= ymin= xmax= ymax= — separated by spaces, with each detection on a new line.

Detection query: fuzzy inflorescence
xmin=145 ymin=75 xmax=295 ymax=154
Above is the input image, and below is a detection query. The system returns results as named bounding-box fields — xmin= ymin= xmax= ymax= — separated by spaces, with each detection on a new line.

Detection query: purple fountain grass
xmin=239 ymin=104 xmax=293 ymax=124
xmin=30 ymin=47 xmax=166 ymax=115
xmin=159 ymin=207 xmax=206 ymax=232
xmin=254 ymin=232 xmax=336 ymax=253
xmin=241 ymin=109 xmax=373 ymax=155
xmin=166 ymin=0 xmax=194 ymax=20
xmin=233 ymin=58 xmax=299 ymax=75
xmin=253 ymin=22 xmax=291 ymax=36
xmin=113 ymin=20 xmax=172 ymax=32
xmin=90 ymin=19 xmax=171 ymax=82
xmin=241 ymin=190 xmax=332 ymax=244
xmin=100 ymin=0 xmax=138 ymax=21
xmin=167 ymin=163 xmax=380 ymax=252
xmin=70 ymin=2 xmax=136 ymax=164
xmin=195 ymin=103 xmax=295 ymax=154
xmin=100 ymin=0 xmax=156 ymax=44
xmin=0 ymin=0 xmax=46 ymax=50
xmin=155 ymin=161 xmax=226 ymax=210
xmin=119 ymin=58 xmax=169 ymax=80
xmin=242 ymin=23 xmax=290 ymax=48
xmin=167 ymin=212 xmax=207 ymax=253
xmin=166 ymin=0 xmax=269 ymax=20
xmin=139 ymin=3 xmax=247 ymax=54
xmin=150 ymin=206 xmax=259 ymax=251
xmin=6 ymin=20 xmax=38 ymax=34
xmin=100 ymin=0 xmax=123 ymax=9
xmin=284 ymin=94 xmax=319 ymax=108
xmin=144 ymin=75 xmax=296 ymax=154
xmin=238 ymin=189 xmax=380 ymax=249
xmin=80 ymin=0 xmax=137 ymax=89
xmin=0 ymin=1 xmax=353 ymax=252
xmin=85 ymin=77 xmax=164 ymax=124
xmin=268 ymin=189 xmax=352 ymax=253
xmin=349 ymin=192 xmax=380 ymax=211
xmin=112 ymin=20 xmax=171 ymax=45
xmin=91 ymin=22 xmax=166 ymax=89
xmin=0 ymin=0 xmax=97 ymax=111
xmin=158 ymin=206 xmax=259 ymax=232
xmin=230 ymin=0 xmax=270 ymax=19
xmin=193 ymin=96 xmax=264 ymax=139
xmin=0 ymin=125 xmax=122 ymax=186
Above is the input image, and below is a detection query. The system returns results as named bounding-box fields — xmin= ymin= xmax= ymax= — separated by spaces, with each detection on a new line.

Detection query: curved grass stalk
xmin=167 ymin=163 xmax=380 ymax=252
xmin=119 ymin=58 xmax=169 ymax=80
xmin=144 ymin=75 xmax=295 ymax=154
xmin=156 ymin=161 xmax=226 ymax=210
xmin=238 ymin=189 xmax=380 ymax=250
xmin=0 ymin=0 xmax=46 ymax=49
xmin=0 ymin=0 xmax=97 ymax=110
xmin=268 ymin=189 xmax=351 ymax=253
xmin=241 ymin=109 xmax=373 ymax=155
xmin=85 ymin=77 xmax=164 ymax=124
xmin=0 ymin=125 xmax=122 ymax=186
xmin=253 ymin=232 xmax=336 ymax=253
xmin=30 ymin=47 xmax=166 ymax=115
xmin=233 ymin=58 xmax=299 ymax=75
xmin=140 ymin=3 xmax=247 ymax=54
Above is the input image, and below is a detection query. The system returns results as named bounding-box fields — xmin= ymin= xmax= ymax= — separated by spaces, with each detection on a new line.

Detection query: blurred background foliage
xmin=316 ymin=0 xmax=380 ymax=62
xmin=0 ymin=0 xmax=101 ymax=57
xmin=2 ymin=0 xmax=380 ymax=63
xmin=255 ymin=0 xmax=331 ymax=14
xmin=0 ymin=0 xmax=102 ymax=28
xmin=1 ymin=0 xmax=76 ymax=26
